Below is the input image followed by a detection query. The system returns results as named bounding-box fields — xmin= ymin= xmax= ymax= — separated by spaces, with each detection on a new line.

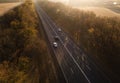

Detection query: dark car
xmin=54 ymin=36 xmax=59 ymax=41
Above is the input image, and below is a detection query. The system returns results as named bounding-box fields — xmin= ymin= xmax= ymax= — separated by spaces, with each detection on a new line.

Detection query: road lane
xmin=44 ymin=8 xmax=112 ymax=82
xmin=36 ymin=3 xmax=90 ymax=83
xmin=35 ymin=2 xmax=115 ymax=83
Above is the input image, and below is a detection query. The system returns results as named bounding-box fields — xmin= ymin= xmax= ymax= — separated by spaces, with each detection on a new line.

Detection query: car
xmin=58 ymin=28 xmax=62 ymax=32
xmin=53 ymin=42 xmax=58 ymax=48
xmin=54 ymin=36 xmax=59 ymax=41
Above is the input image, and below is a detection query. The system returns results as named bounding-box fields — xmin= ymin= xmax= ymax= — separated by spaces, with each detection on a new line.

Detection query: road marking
xmin=45 ymin=12 xmax=91 ymax=83
xmin=70 ymin=68 xmax=74 ymax=74
xmin=37 ymin=6 xmax=112 ymax=82
xmin=86 ymin=65 xmax=91 ymax=71
xmin=52 ymin=47 xmax=69 ymax=83
xmin=36 ymin=5 xmax=91 ymax=83
xmin=82 ymin=56 xmax=85 ymax=61
xmin=35 ymin=4 xmax=69 ymax=83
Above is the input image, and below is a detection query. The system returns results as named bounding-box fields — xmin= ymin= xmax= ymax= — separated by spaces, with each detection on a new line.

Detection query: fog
xmin=48 ymin=0 xmax=69 ymax=4
xmin=48 ymin=0 xmax=120 ymax=6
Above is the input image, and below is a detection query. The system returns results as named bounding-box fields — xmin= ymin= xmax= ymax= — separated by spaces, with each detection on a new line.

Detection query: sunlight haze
xmin=49 ymin=0 xmax=120 ymax=6
xmin=0 ymin=0 xmax=120 ymax=83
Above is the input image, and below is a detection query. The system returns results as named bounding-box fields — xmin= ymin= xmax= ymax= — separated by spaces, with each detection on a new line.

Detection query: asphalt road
xmin=35 ymin=2 xmax=116 ymax=83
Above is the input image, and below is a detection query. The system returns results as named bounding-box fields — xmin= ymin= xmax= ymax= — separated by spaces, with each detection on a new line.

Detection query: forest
xmin=0 ymin=0 xmax=60 ymax=83
xmin=39 ymin=1 xmax=120 ymax=78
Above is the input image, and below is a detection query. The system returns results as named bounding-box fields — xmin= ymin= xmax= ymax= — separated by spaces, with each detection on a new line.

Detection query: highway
xmin=35 ymin=2 xmax=114 ymax=83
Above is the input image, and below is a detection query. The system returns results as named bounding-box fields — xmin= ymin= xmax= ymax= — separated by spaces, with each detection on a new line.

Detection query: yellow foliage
xmin=88 ymin=28 xmax=94 ymax=33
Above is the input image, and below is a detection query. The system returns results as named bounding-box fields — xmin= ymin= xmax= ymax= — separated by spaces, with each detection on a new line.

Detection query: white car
xmin=53 ymin=42 xmax=58 ymax=48
xmin=58 ymin=28 xmax=62 ymax=32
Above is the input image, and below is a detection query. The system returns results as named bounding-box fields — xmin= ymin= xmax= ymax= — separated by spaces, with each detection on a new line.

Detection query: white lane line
xmin=45 ymin=12 xmax=91 ymax=83
xmin=37 ymin=5 xmax=91 ymax=83
xmin=39 ymin=6 xmax=111 ymax=82
xmin=63 ymin=44 xmax=91 ymax=83
xmin=70 ymin=68 xmax=74 ymax=74
xmin=82 ymin=56 xmax=85 ymax=61
xmin=52 ymin=46 xmax=69 ymax=83
xmin=86 ymin=65 xmax=91 ymax=71
xmin=35 ymin=4 xmax=69 ymax=83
